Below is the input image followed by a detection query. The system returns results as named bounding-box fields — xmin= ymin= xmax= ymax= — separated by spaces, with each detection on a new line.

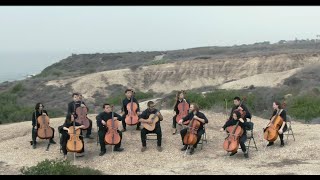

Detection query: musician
xmin=220 ymin=110 xmax=250 ymax=158
xmin=265 ymin=101 xmax=287 ymax=147
xmin=178 ymin=103 xmax=208 ymax=155
xmin=139 ymin=101 xmax=164 ymax=152
xmin=120 ymin=89 xmax=141 ymax=132
xmin=228 ymin=97 xmax=252 ymax=121
xmin=172 ymin=90 xmax=190 ymax=135
xmin=96 ymin=103 xmax=124 ymax=156
xmin=61 ymin=114 xmax=85 ymax=160
xmin=67 ymin=93 xmax=93 ymax=139
xmin=31 ymin=103 xmax=56 ymax=149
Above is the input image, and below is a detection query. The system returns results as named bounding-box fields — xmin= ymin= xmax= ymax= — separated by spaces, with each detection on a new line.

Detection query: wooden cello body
xmin=125 ymin=97 xmax=139 ymax=125
xmin=66 ymin=120 xmax=83 ymax=153
xmin=105 ymin=107 xmax=121 ymax=145
xmin=176 ymin=99 xmax=189 ymax=124
xmin=223 ymin=121 xmax=243 ymax=153
xmin=264 ymin=110 xmax=284 ymax=142
xmin=75 ymin=102 xmax=90 ymax=129
xmin=183 ymin=112 xmax=200 ymax=145
xmin=37 ymin=111 xmax=53 ymax=139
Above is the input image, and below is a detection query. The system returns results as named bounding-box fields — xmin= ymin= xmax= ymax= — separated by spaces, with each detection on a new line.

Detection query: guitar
xmin=141 ymin=100 xmax=163 ymax=131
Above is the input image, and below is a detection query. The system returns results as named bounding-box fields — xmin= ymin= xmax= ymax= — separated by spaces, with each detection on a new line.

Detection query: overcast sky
xmin=1 ymin=6 xmax=320 ymax=81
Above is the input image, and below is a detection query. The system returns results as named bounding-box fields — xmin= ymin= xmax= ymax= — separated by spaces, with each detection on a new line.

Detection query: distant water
xmin=0 ymin=52 xmax=70 ymax=83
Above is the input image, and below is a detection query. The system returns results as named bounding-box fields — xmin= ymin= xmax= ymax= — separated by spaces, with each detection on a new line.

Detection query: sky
xmin=1 ymin=6 xmax=320 ymax=82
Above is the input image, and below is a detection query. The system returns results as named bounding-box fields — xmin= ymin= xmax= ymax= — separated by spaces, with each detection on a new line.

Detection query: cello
xmin=104 ymin=105 xmax=121 ymax=145
xmin=66 ymin=115 xmax=83 ymax=152
xmin=183 ymin=111 xmax=201 ymax=145
xmin=263 ymin=109 xmax=284 ymax=142
xmin=37 ymin=110 xmax=53 ymax=139
xmin=176 ymin=98 xmax=190 ymax=125
xmin=75 ymin=98 xmax=90 ymax=129
xmin=223 ymin=120 xmax=244 ymax=153
xmin=125 ymin=92 xmax=139 ymax=125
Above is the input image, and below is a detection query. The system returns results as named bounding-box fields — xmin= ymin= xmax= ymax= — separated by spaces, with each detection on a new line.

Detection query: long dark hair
xmin=174 ymin=90 xmax=186 ymax=108
xmin=274 ymin=101 xmax=283 ymax=109
xmin=35 ymin=103 xmax=44 ymax=111
xmin=233 ymin=110 xmax=241 ymax=120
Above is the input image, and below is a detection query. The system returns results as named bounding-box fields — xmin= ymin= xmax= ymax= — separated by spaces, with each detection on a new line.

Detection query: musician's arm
xmin=158 ymin=111 xmax=163 ymax=121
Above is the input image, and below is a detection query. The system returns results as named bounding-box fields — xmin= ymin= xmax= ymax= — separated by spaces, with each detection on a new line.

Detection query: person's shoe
xmin=189 ymin=147 xmax=195 ymax=155
xmin=230 ymin=151 xmax=238 ymax=156
xmin=86 ymin=135 xmax=94 ymax=139
xmin=280 ymin=142 xmax=285 ymax=147
xmin=63 ymin=155 xmax=67 ymax=161
xmin=33 ymin=144 xmax=36 ymax=149
xmin=141 ymin=146 xmax=147 ymax=152
xmin=114 ymin=147 xmax=124 ymax=152
xmin=267 ymin=142 xmax=274 ymax=147
xmin=157 ymin=146 xmax=163 ymax=152
xmin=172 ymin=128 xmax=177 ymax=135
xmin=181 ymin=145 xmax=188 ymax=151
xmin=244 ymin=152 xmax=249 ymax=158
xmin=49 ymin=139 xmax=56 ymax=144
xmin=136 ymin=127 xmax=141 ymax=130
xmin=121 ymin=129 xmax=126 ymax=132
xmin=99 ymin=151 xmax=106 ymax=156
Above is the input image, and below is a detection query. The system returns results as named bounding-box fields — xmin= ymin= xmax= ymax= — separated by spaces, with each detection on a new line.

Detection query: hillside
xmin=0 ymin=109 xmax=319 ymax=175
xmin=1 ymin=41 xmax=320 ymax=124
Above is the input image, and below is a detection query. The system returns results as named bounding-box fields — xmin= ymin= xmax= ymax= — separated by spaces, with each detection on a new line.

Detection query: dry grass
xmin=0 ymin=109 xmax=319 ymax=175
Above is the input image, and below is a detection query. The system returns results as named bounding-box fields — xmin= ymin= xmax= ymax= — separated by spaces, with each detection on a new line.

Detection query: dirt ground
xmin=0 ymin=110 xmax=319 ymax=175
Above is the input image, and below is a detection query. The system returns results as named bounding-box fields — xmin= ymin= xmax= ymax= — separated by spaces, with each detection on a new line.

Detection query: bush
xmin=20 ymin=159 xmax=103 ymax=175
xmin=287 ymin=94 xmax=320 ymax=122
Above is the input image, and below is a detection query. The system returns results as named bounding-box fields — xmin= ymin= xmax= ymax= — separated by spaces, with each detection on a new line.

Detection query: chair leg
xmin=252 ymin=137 xmax=258 ymax=150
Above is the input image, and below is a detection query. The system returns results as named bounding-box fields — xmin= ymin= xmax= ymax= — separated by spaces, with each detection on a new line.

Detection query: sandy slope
xmin=0 ymin=110 xmax=319 ymax=175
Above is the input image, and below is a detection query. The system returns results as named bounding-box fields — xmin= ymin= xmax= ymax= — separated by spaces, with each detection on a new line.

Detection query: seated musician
xmin=67 ymin=93 xmax=93 ymax=139
xmin=31 ymin=103 xmax=56 ymax=149
xmin=265 ymin=101 xmax=287 ymax=147
xmin=178 ymin=103 xmax=208 ymax=155
xmin=220 ymin=110 xmax=249 ymax=158
xmin=228 ymin=97 xmax=252 ymax=121
xmin=61 ymin=114 xmax=85 ymax=160
xmin=172 ymin=90 xmax=190 ymax=135
xmin=139 ymin=101 xmax=164 ymax=152
xmin=96 ymin=103 xmax=124 ymax=156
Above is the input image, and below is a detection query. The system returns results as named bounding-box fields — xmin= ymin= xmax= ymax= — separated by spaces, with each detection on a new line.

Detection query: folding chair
xmin=244 ymin=119 xmax=258 ymax=153
xmin=146 ymin=133 xmax=157 ymax=141
xmin=198 ymin=124 xmax=208 ymax=150
xmin=285 ymin=115 xmax=295 ymax=141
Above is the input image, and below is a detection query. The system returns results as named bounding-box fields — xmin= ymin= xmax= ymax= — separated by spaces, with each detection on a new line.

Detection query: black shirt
xmin=121 ymin=97 xmax=140 ymax=115
xmin=229 ymin=104 xmax=252 ymax=120
xmin=182 ymin=111 xmax=208 ymax=130
xmin=140 ymin=108 xmax=163 ymax=129
xmin=223 ymin=118 xmax=250 ymax=135
xmin=174 ymin=99 xmax=190 ymax=115
xmin=67 ymin=101 xmax=88 ymax=118
xmin=32 ymin=110 xmax=48 ymax=128
xmin=96 ymin=111 xmax=122 ymax=131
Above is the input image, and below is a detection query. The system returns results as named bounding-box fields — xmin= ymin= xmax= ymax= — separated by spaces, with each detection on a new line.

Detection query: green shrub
xmin=20 ymin=159 xmax=103 ymax=175
xmin=287 ymin=94 xmax=320 ymax=122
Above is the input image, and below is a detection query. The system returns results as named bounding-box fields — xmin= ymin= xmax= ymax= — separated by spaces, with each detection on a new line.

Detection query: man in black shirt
xmin=178 ymin=103 xmax=208 ymax=155
xmin=96 ymin=103 xmax=124 ymax=156
xmin=67 ymin=93 xmax=93 ymax=139
xmin=139 ymin=101 xmax=164 ymax=152
xmin=120 ymin=89 xmax=141 ymax=132
xmin=228 ymin=96 xmax=252 ymax=121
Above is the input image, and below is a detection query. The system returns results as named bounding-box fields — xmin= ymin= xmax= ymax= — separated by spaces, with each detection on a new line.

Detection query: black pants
xmin=61 ymin=130 xmax=84 ymax=155
xmin=32 ymin=127 xmax=55 ymax=144
xmin=121 ymin=114 xmax=141 ymax=130
xmin=172 ymin=115 xmax=177 ymax=128
xmin=98 ymin=129 xmax=122 ymax=152
xmin=180 ymin=128 xmax=204 ymax=148
xmin=239 ymin=134 xmax=247 ymax=153
xmin=141 ymin=126 xmax=162 ymax=147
